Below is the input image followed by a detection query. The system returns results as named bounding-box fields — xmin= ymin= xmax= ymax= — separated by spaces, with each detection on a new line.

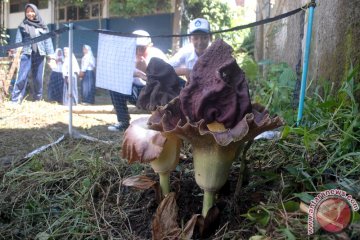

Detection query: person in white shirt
xmin=108 ymin=30 xmax=168 ymax=131
xmin=47 ymin=48 xmax=64 ymax=103
xmin=169 ymin=18 xmax=212 ymax=83
xmin=132 ymin=30 xmax=168 ymax=87
xmin=62 ymin=47 xmax=80 ymax=106
xmin=79 ymin=45 xmax=96 ymax=105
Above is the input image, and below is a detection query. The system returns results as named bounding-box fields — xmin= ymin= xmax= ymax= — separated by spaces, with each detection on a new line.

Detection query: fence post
xmin=296 ymin=0 xmax=316 ymax=125
xmin=68 ymin=22 xmax=73 ymax=137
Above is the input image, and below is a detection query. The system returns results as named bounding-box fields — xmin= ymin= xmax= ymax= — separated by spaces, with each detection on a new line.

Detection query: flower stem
xmin=202 ymin=191 xmax=215 ymax=217
xmin=158 ymin=172 xmax=171 ymax=196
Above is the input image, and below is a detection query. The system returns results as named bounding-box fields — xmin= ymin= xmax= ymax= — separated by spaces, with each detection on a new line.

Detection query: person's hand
xmin=184 ymin=69 xmax=191 ymax=81
xmin=46 ymin=54 xmax=54 ymax=60
xmin=79 ymin=71 xmax=84 ymax=78
xmin=175 ymin=67 xmax=191 ymax=81
xmin=136 ymin=56 xmax=147 ymax=73
xmin=48 ymin=59 xmax=56 ymax=69
xmin=134 ymin=69 xmax=147 ymax=81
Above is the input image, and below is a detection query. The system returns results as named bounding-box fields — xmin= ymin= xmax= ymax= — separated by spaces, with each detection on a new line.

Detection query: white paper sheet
xmin=96 ymin=33 xmax=136 ymax=95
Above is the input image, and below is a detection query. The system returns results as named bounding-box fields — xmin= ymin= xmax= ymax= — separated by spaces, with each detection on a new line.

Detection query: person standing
xmin=108 ymin=30 xmax=167 ymax=131
xmin=62 ymin=47 xmax=80 ymax=106
xmin=169 ymin=18 xmax=212 ymax=82
xmin=11 ymin=3 xmax=54 ymax=103
xmin=79 ymin=45 xmax=96 ymax=105
xmin=47 ymin=48 xmax=64 ymax=103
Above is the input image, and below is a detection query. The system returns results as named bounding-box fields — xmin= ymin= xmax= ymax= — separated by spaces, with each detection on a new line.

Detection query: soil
xmin=0 ymin=90 xmax=148 ymax=165
xmin=123 ymin=158 xmax=268 ymax=239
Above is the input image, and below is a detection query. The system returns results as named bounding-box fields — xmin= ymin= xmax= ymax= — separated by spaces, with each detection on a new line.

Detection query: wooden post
xmin=1 ymin=48 xmax=22 ymax=97
xmin=172 ymin=0 xmax=182 ymax=53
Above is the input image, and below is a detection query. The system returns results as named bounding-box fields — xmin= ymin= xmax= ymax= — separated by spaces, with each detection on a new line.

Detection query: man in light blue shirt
xmin=169 ymin=18 xmax=212 ymax=82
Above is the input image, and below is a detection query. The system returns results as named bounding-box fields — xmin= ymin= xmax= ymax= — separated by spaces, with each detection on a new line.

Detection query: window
xmin=66 ymin=6 xmax=78 ymax=21
xmin=78 ymin=5 xmax=90 ymax=20
xmin=58 ymin=8 xmax=65 ymax=21
xmin=10 ymin=3 xmax=20 ymax=13
xmin=58 ymin=1 xmax=101 ymax=22
xmin=10 ymin=0 xmax=48 ymax=13
xmin=91 ymin=3 xmax=100 ymax=18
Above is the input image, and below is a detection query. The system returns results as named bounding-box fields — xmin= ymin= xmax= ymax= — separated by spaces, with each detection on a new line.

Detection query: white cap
xmin=132 ymin=30 xmax=152 ymax=46
xmin=188 ymin=18 xmax=210 ymax=34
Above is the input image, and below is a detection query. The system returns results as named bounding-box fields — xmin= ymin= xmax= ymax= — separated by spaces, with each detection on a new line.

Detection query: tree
xmin=55 ymin=0 xmax=171 ymax=17
xmin=182 ymin=0 xmax=252 ymax=56
xmin=0 ymin=0 xmax=9 ymax=46
xmin=182 ymin=0 xmax=231 ymax=37
xmin=109 ymin=0 xmax=171 ymax=17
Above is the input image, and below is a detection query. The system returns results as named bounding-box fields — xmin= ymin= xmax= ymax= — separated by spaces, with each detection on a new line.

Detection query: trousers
xmin=12 ymin=51 xmax=45 ymax=102
xmin=109 ymin=85 xmax=143 ymax=124
xmin=81 ymin=70 xmax=96 ymax=104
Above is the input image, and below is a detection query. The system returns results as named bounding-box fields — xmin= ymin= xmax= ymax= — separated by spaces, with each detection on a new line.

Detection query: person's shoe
xmin=81 ymin=102 xmax=92 ymax=106
xmin=108 ymin=122 xmax=129 ymax=132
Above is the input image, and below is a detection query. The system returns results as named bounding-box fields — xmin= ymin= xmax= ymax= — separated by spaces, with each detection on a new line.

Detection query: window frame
xmin=9 ymin=0 xmax=48 ymax=13
xmin=58 ymin=7 xmax=66 ymax=21
xmin=58 ymin=1 xmax=102 ymax=22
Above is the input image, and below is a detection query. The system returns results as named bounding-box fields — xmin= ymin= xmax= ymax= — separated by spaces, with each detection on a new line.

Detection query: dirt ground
xmin=0 ymin=92 xmax=149 ymax=166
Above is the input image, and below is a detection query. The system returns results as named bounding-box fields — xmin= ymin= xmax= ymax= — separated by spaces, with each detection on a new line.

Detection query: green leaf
xmin=244 ymin=206 xmax=271 ymax=227
xmin=82 ymin=177 xmax=91 ymax=188
xmin=320 ymin=183 xmax=338 ymax=190
xmin=300 ymin=170 xmax=314 ymax=182
xmin=279 ymin=228 xmax=296 ymax=240
xmin=352 ymin=211 xmax=360 ymax=223
xmin=281 ymin=125 xmax=291 ymax=139
xmin=293 ymin=192 xmax=314 ymax=204
xmin=35 ymin=232 xmax=50 ymax=240
xmin=279 ymin=68 xmax=296 ymax=87
xmin=81 ymin=177 xmax=91 ymax=194
xmin=281 ymin=201 xmax=300 ymax=212
xmin=241 ymin=55 xmax=258 ymax=81
xmin=318 ymin=100 xmax=337 ymax=110
xmin=289 ymin=127 xmax=305 ymax=136
xmin=285 ymin=166 xmax=300 ymax=177
xmin=252 ymin=170 xmax=279 ymax=179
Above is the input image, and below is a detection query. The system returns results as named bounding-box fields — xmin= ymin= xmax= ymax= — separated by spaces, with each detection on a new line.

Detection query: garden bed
xmin=0 ymin=95 xmax=359 ymax=239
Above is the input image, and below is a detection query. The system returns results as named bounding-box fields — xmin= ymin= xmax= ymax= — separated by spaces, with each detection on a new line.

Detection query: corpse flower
xmin=122 ymin=117 xmax=181 ymax=196
xmin=122 ymin=58 xmax=183 ymax=196
xmin=136 ymin=57 xmax=182 ymax=111
xmin=148 ymin=39 xmax=285 ymax=217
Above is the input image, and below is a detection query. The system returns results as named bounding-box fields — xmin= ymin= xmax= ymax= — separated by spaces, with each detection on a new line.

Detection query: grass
xmin=0 ymin=136 xmax=150 ymax=239
xmin=0 ymin=64 xmax=359 ymax=239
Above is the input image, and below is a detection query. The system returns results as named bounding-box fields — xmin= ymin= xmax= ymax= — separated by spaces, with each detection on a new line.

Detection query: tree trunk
xmin=254 ymin=0 xmax=360 ymax=101
xmin=172 ymin=0 xmax=182 ymax=53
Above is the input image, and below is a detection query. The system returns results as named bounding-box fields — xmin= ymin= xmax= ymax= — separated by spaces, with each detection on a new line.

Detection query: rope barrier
xmin=0 ymin=27 xmax=68 ymax=53
xmin=75 ymin=4 xmax=308 ymax=38
xmin=0 ymin=2 xmax=314 ymax=53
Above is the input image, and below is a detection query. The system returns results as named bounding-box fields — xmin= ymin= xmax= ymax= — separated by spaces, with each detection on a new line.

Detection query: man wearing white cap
xmin=108 ymin=30 xmax=167 ymax=131
xmin=132 ymin=30 xmax=167 ymax=85
xmin=169 ymin=18 xmax=212 ymax=82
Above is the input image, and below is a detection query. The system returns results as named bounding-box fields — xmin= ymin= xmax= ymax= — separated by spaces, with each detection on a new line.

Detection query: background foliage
xmin=182 ymin=0 xmax=254 ymax=61
xmin=109 ymin=0 xmax=170 ymax=17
